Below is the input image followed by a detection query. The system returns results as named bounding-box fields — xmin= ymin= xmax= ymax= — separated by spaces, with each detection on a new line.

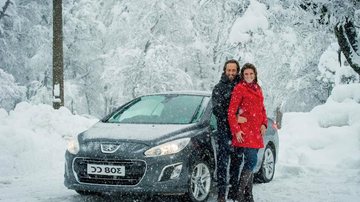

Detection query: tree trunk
xmin=85 ymin=92 xmax=91 ymax=115
xmin=52 ymin=0 xmax=64 ymax=109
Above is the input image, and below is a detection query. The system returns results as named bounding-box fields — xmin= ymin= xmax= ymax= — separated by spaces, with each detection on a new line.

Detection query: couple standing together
xmin=212 ymin=60 xmax=267 ymax=202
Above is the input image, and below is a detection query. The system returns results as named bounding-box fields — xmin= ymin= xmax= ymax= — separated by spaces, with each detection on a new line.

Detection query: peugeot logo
xmin=101 ymin=143 xmax=120 ymax=153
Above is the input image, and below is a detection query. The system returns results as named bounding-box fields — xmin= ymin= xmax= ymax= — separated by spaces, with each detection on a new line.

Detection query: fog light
xmin=170 ymin=164 xmax=182 ymax=179
xmin=158 ymin=163 xmax=183 ymax=181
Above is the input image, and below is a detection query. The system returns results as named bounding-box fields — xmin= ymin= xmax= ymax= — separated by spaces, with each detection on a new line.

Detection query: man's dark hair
xmin=223 ymin=59 xmax=240 ymax=73
xmin=240 ymin=63 xmax=258 ymax=83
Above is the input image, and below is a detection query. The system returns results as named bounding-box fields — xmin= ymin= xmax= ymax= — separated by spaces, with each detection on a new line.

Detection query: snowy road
xmin=1 ymin=163 xmax=359 ymax=202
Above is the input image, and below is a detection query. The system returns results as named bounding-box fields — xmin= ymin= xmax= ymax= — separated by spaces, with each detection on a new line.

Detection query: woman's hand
xmin=260 ymin=124 xmax=267 ymax=136
xmin=237 ymin=115 xmax=247 ymax=123
xmin=236 ymin=131 xmax=244 ymax=143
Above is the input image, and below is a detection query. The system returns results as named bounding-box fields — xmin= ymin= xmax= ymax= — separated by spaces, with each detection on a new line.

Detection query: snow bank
xmin=0 ymin=102 xmax=98 ymax=177
xmin=279 ymin=83 xmax=360 ymax=174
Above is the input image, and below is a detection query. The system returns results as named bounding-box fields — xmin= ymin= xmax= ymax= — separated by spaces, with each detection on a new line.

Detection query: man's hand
xmin=236 ymin=131 xmax=244 ymax=143
xmin=237 ymin=115 xmax=247 ymax=124
xmin=260 ymin=125 xmax=267 ymax=136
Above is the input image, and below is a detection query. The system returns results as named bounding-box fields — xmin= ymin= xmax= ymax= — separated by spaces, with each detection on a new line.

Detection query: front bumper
xmin=64 ymin=150 xmax=192 ymax=194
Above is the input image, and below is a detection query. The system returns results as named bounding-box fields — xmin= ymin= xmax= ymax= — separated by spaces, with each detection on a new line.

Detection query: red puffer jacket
xmin=228 ymin=81 xmax=267 ymax=148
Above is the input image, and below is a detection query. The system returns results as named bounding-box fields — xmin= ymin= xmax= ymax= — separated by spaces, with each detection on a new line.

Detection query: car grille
xmin=73 ymin=158 xmax=146 ymax=186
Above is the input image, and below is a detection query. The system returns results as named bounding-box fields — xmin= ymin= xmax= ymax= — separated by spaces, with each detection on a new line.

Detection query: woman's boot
xmin=237 ymin=170 xmax=252 ymax=202
xmin=244 ymin=172 xmax=254 ymax=202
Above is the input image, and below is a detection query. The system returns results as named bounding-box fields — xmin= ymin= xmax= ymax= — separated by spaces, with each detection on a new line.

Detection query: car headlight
xmin=66 ymin=136 xmax=80 ymax=155
xmin=144 ymin=138 xmax=190 ymax=157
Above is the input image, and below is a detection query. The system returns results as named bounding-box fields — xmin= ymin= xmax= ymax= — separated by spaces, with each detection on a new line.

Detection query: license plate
xmin=87 ymin=164 xmax=125 ymax=176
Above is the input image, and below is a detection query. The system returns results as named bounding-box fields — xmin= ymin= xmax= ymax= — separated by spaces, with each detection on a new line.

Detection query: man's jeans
xmin=216 ymin=133 xmax=240 ymax=196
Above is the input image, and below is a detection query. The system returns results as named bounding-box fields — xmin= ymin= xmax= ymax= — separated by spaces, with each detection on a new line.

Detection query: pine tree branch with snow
xmin=335 ymin=19 xmax=360 ymax=76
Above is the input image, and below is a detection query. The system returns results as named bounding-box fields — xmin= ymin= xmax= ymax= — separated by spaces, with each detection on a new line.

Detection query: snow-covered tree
xmin=296 ymin=0 xmax=360 ymax=76
xmin=0 ymin=0 xmax=53 ymax=101
xmin=228 ymin=0 xmax=335 ymax=113
xmin=0 ymin=69 xmax=25 ymax=111
xmin=2 ymin=0 xmax=357 ymax=117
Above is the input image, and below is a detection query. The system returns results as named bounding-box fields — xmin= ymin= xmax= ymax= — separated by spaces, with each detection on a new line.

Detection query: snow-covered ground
xmin=0 ymin=84 xmax=359 ymax=202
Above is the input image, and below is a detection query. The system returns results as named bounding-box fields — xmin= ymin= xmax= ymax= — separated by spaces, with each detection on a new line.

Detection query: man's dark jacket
xmin=212 ymin=73 xmax=240 ymax=136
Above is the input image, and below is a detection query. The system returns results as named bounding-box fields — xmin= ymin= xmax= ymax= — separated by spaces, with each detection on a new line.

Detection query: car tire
xmin=255 ymin=144 xmax=276 ymax=183
xmin=185 ymin=160 xmax=212 ymax=202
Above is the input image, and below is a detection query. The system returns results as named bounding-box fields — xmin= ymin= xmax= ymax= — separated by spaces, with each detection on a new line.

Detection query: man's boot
xmin=227 ymin=185 xmax=237 ymax=201
xmin=244 ymin=172 xmax=254 ymax=202
xmin=236 ymin=170 xmax=252 ymax=202
xmin=228 ymin=150 xmax=241 ymax=201
xmin=217 ymin=185 xmax=226 ymax=202
xmin=217 ymin=195 xmax=226 ymax=202
xmin=228 ymin=172 xmax=239 ymax=201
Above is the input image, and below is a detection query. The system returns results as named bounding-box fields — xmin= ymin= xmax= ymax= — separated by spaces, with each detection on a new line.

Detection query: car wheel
xmin=255 ymin=144 xmax=276 ymax=183
xmin=186 ymin=161 xmax=212 ymax=202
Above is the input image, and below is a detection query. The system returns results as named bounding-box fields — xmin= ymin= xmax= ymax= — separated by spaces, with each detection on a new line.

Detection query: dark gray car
xmin=64 ymin=91 xmax=279 ymax=202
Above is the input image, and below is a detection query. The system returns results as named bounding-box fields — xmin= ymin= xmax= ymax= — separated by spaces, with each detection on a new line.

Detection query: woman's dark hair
xmin=240 ymin=63 xmax=258 ymax=83
xmin=223 ymin=59 xmax=240 ymax=73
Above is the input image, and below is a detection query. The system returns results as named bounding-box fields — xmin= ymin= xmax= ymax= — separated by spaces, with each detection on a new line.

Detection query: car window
xmin=191 ymin=97 xmax=210 ymax=123
xmin=210 ymin=113 xmax=217 ymax=131
xmin=118 ymin=96 xmax=165 ymax=121
xmin=107 ymin=95 xmax=207 ymax=124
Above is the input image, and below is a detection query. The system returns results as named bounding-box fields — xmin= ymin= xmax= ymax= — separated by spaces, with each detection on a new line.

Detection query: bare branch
xmin=0 ymin=0 xmax=12 ymax=20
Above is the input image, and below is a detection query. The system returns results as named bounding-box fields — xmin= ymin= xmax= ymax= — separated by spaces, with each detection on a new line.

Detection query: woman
xmin=228 ymin=63 xmax=267 ymax=202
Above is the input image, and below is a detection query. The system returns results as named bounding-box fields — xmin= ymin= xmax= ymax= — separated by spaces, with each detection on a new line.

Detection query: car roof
xmin=144 ymin=90 xmax=212 ymax=97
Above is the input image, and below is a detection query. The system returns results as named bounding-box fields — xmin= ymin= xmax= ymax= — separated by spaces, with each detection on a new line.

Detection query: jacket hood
xmin=240 ymin=80 xmax=260 ymax=92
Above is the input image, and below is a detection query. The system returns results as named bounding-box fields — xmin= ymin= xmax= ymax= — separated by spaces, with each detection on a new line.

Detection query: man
xmin=212 ymin=59 xmax=245 ymax=202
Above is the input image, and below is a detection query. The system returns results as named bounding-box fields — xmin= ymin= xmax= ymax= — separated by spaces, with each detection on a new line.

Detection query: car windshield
xmin=106 ymin=95 xmax=209 ymax=124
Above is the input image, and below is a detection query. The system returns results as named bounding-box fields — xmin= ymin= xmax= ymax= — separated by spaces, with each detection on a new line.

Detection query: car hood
xmin=82 ymin=122 xmax=198 ymax=143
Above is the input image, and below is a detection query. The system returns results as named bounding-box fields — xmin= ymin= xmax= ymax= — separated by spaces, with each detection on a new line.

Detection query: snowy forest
xmin=1 ymin=0 xmax=359 ymax=118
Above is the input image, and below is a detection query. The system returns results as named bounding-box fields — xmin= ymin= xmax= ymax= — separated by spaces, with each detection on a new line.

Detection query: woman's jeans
xmin=233 ymin=147 xmax=259 ymax=171
xmin=217 ymin=130 xmax=259 ymax=197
